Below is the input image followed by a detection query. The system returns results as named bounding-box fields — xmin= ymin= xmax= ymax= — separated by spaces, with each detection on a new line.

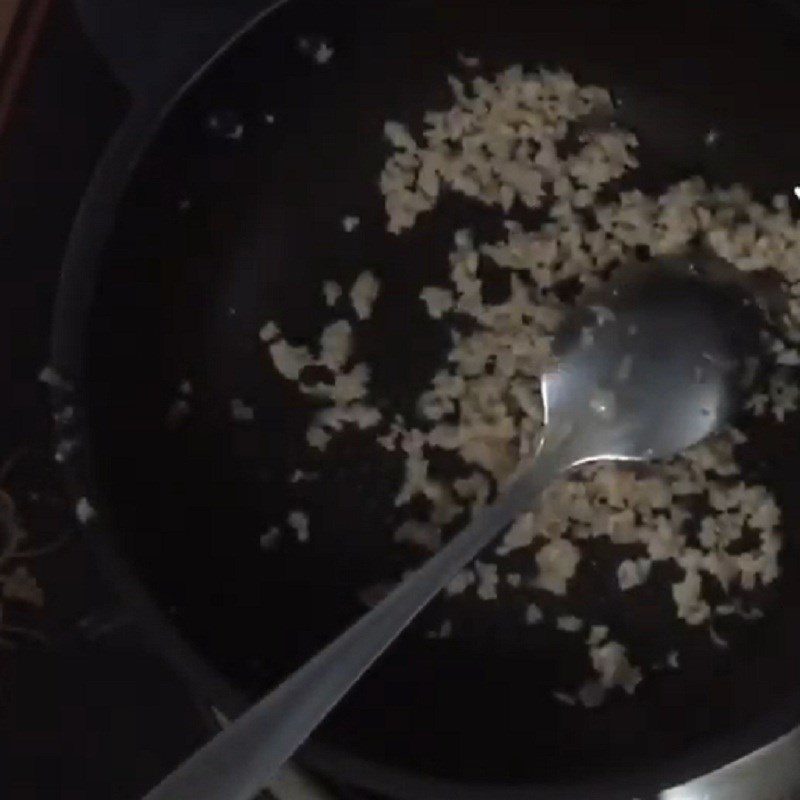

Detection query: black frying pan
xmin=52 ymin=0 xmax=800 ymax=797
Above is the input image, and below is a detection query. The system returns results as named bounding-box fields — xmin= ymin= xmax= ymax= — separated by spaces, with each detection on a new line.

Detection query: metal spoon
xmin=143 ymin=254 xmax=763 ymax=800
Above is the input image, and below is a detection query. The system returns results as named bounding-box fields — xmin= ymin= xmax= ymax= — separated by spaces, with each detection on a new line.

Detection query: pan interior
xmin=83 ymin=0 xmax=800 ymax=788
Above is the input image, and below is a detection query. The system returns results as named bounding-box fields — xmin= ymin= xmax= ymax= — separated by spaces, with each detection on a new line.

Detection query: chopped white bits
xmin=267 ymin=308 xmax=372 ymax=429
xmin=350 ymin=271 xmax=380 ymax=320
xmin=259 ymin=527 xmax=281 ymax=551
xmin=616 ymin=353 xmax=634 ymax=383
xmin=525 ymin=602 xmax=544 ymax=625
xmin=453 ymin=473 xmax=490 ymax=506
xmin=54 ymin=438 xmax=78 ymax=463
xmin=709 ymin=626 xmax=729 ymax=649
xmin=776 ymin=347 xmax=800 ymax=366
xmin=704 ymin=128 xmax=720 ymax=146
xmin=381 ymin=66 xmax=632 ymax=234
xmin=736 ymin=604 xmax=764 ymax=621
xmin=322 ymin=280 xmax=342 ymax=307
xmin=457 ymin=51 xmax=481 ymax=68
xmin=496 ymin=512 xmax=535 ymax=556
xmin=342 ymin=215 xmax=361 ymax=232
xmin=590 ymin=641 xmax=642 ymax=695
xmin=166 ymin=398 xmax=191 ymax=428
xmin=394 ymin=519 xmax=441 ymax=552
xmin=617 ymin=558 xmax=651 ymax=591
xmin=319 ymin=320 xmax=353 ymax=370
xmin=383 ymin=120 xmax=416 ymax=151
xmin=290 ymin=469 xmax=318 ymax=484
xmin=587 ymin=625 xmax=610 ymax=647
xmin=206 ymin=111 xmax=245 ymax=141
xmin=297 ymin=37 xmax=334 ymax=65
xmin=287 ymin=510 xmax=310 ymax=543
xmin=38 ymin=365 xmax=73 ymax=391
xmin=269 ymin=339 xmax=314 ymax=380
xmin=263 ymin=112 xmax=276 ymax=125
xmin=556 ymin=615 xmax=583 ymax=633
xmin=256 ymin=65 xmax=789 ymax=712
xmin=420 ymin=286 xmax=454 ymax=319
xmin=315 ymin=401 xmax=381 ymax=430
xmin=589 ymin=305 xmax=616 ymax=326
xmin=446 ymin=569 xmax=475 ymax=596
xmin=206 ymin=111 xmax=244 ymax=141
xmin=426 ymin=619 xmax=453 ymax=639
xmin=306 ymin=425 xmax=331 ymax=451
xmin=230 ymin=398 xmax=255 ymax=422
xmin=259 ymin=321 xmax=280 ymax=342
xmin=474 ymin=560 xmax=499 ymax=600
xmin=666 ymin=650 xmax=680 ymax=669
xmin=672 ymin=569 xmax=710 ymax=625
xmin=535 ymin=539 xmax=580 ymax=596
xmin=52 ymin=405 xmax=74 ymax=426
xmin=577 ymin=680 xmax=606 ymax=709
xmin=314 ymin=41 xmax=334 ymax=65
xmin=75 ymin=497 xmax=96 ymax=524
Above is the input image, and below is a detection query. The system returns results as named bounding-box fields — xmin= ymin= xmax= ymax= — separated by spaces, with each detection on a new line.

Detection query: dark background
xmin=0 ymin=3 xmax=210 ymax=798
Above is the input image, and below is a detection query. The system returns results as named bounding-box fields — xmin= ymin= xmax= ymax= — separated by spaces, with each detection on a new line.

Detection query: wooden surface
xmin=0 ymin=0 xmax=53 ymax=133
xmin=0 ymin=0 xmax=22 ymax=54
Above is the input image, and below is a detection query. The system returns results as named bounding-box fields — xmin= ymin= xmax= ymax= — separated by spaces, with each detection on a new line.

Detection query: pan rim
xmin=48 ymin=0 xmax=800 ymax=797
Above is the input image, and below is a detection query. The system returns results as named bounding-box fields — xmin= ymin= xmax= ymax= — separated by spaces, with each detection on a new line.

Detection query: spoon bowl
xmin=542 ymin=254 xmax=763 ymax=466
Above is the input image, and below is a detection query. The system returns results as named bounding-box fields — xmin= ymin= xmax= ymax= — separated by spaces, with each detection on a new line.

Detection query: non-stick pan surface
xmin=63 ymin=0 xmax=800 ymax=796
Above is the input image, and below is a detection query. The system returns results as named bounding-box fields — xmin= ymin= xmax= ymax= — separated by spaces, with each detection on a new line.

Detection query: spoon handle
xmin=143 ymin=443 xmax=567 ymax=800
